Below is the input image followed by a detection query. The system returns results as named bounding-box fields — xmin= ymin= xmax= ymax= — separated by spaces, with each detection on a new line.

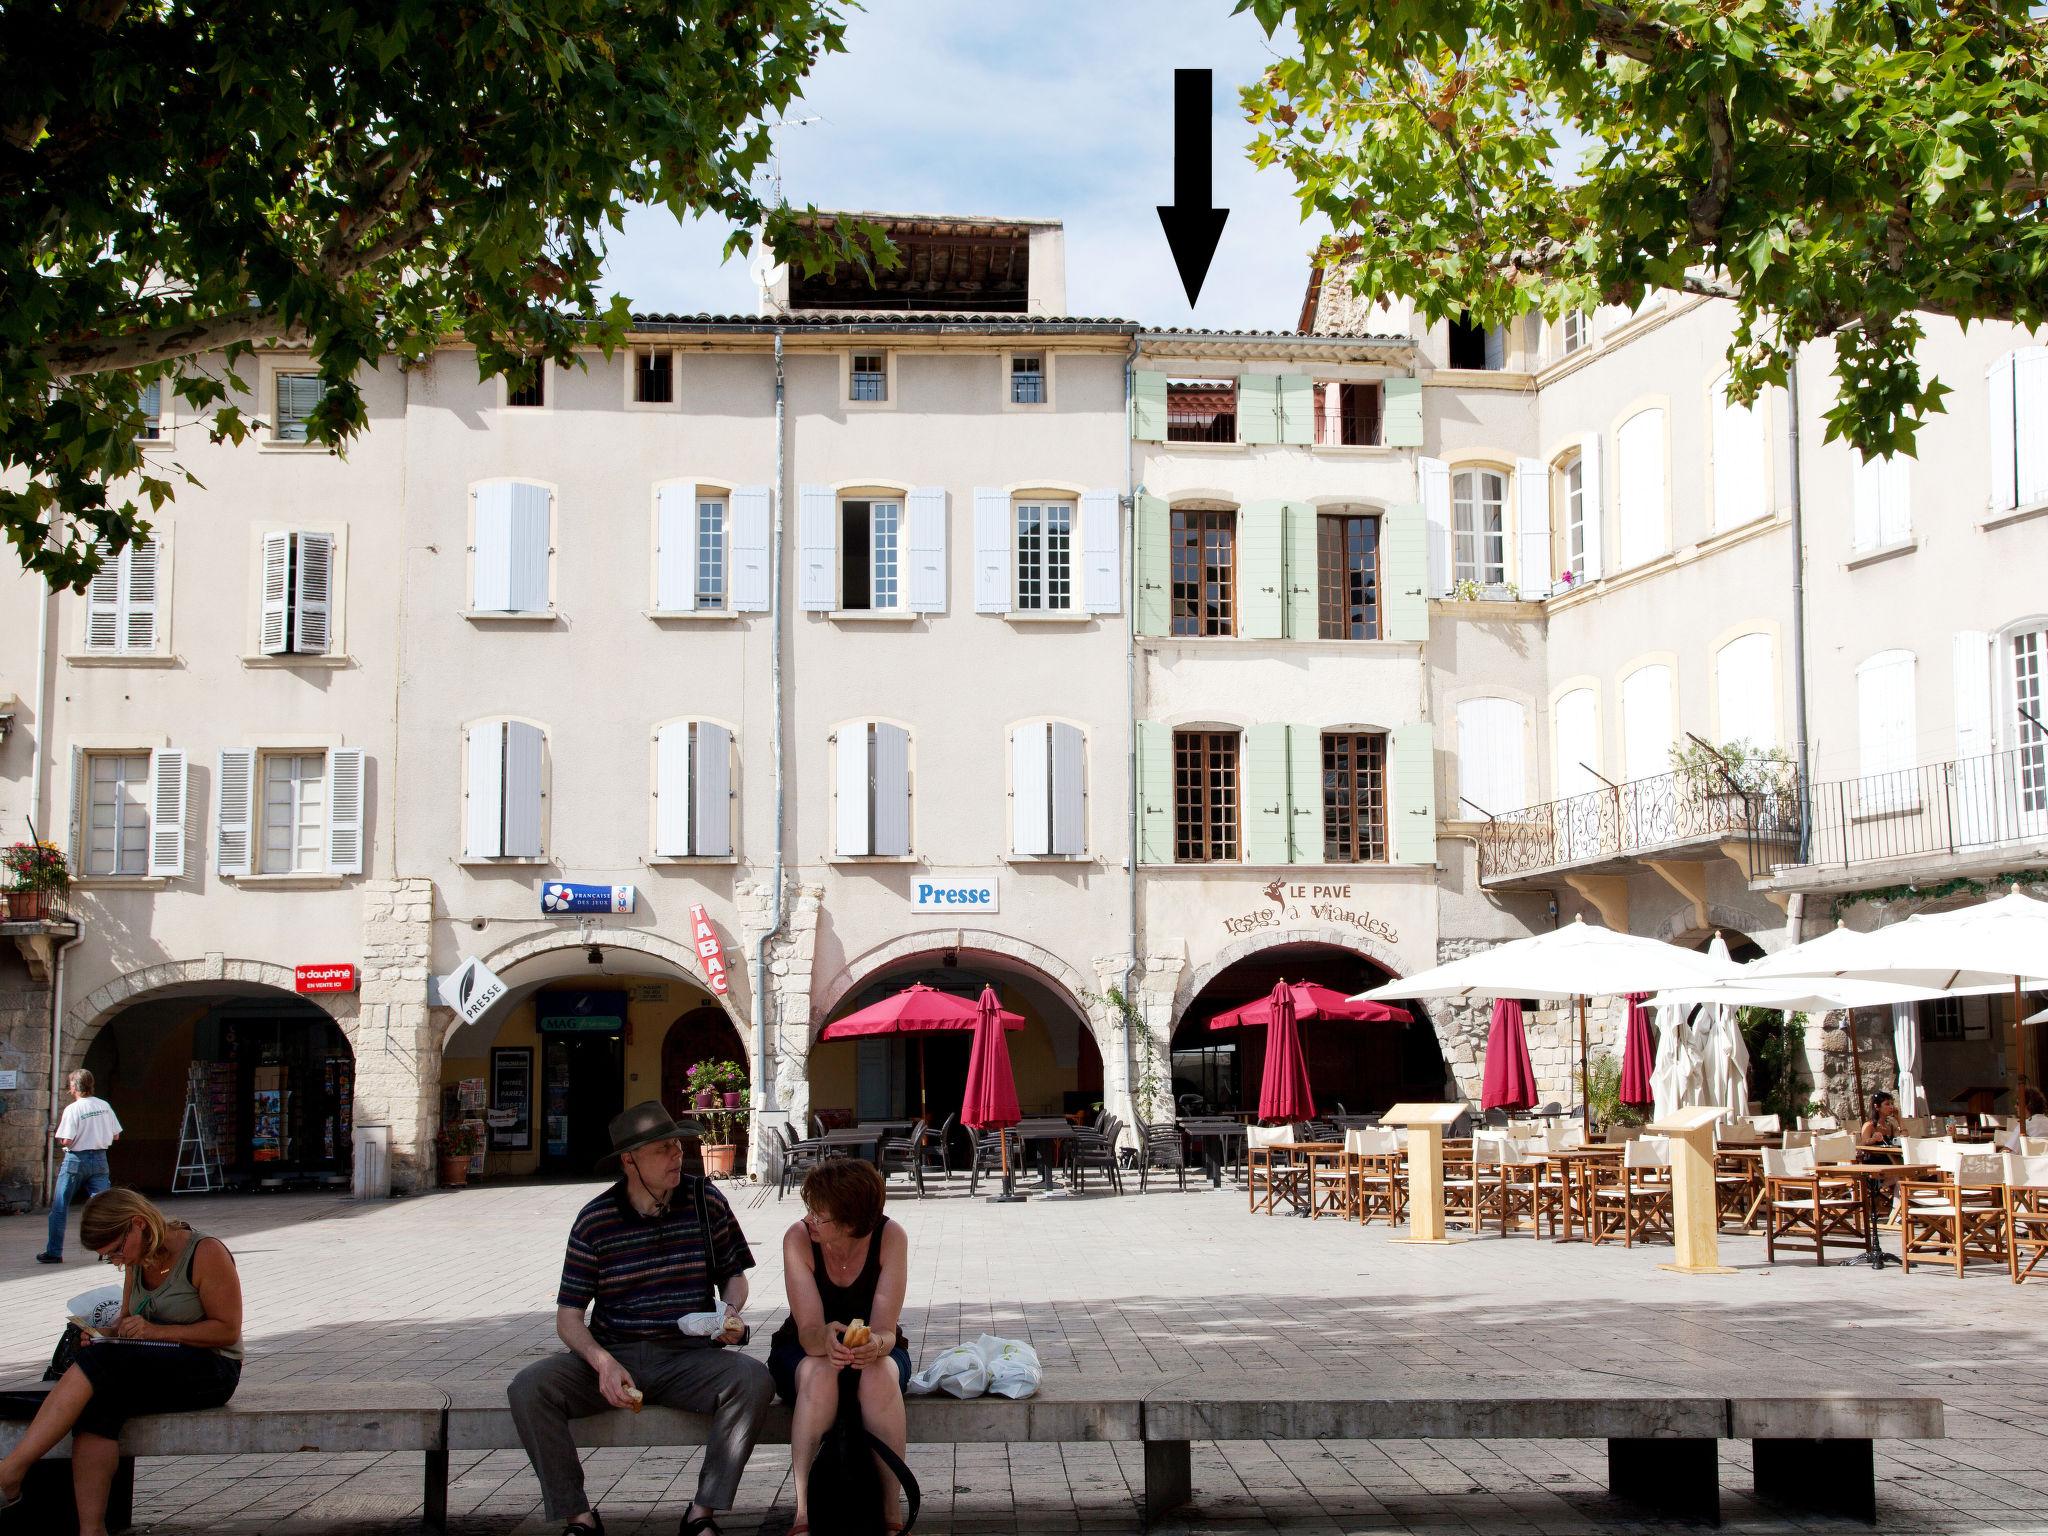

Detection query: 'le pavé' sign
xmin=1223 ymin=881 xmax=1400 ymax=946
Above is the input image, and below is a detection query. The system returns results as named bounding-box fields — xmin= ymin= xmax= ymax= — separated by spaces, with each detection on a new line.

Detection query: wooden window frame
xmin=1321 ymin=731 xmax=1388 ymax=863
xmin=1317 ymin=512 xmax=1382 ymax=639
xmin=1173 ymin=729 xmax=1239 ymax=863
xmin=1452 ymin=467 xmax=1509 ymax=585
xmin=1170 ymin=508 xmax=1236 ymax=637
xmin=1312 ymin=380 xmax=1383 ymax=447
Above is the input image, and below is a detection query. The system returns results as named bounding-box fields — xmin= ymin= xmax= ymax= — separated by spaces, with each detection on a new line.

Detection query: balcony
xmin=1757 ymin=746 xmax=2048 ymax=894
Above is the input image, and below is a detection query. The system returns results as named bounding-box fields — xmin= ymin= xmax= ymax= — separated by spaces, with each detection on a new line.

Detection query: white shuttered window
xmin=1988 ymin=347 xmax=2048 ymax=512
xmin=1620 ymin=664 xmax=1674 ymax=782
xmin=1011 ymin=720 xmax=1087 ymax=856
xmin=834 ymin=722 xmax=911 ymax=857
xmin=259 ymin=531 xmax=335 ymax=654
xmin=1851 ymin=454 xmax=1912 ymax=552
xmin=1715 ymin=632 xmax=1777 ymax=749
xmin=1856 ymin=650 xmax=1918 ymax=806
xmin=83 ymin=751 xmax=151 ymax=876
xmin=654 ymin=720 xmax=734 ymax=858
xmin=1616 ymin=408 xmax=1667 ymax=568
xmin=472 ymin=481 xmax=552 ymax=613
xmin=83 ymin=539 xmax=162 ymax=655
xmin=1553 ymin=688 xmax=1600 ymax=799
xmin=1456 ymin=697 xmax=1526 ymax=819
xmin=464 ymin=721 xmax=545 ymax=859
xmin=1712 ymin=375 xmax=1769 ymax=531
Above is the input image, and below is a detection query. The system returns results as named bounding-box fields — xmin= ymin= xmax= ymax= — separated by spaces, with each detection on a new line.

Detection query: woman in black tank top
xmin=771 ymin=1160 xmax=911 ymax=1534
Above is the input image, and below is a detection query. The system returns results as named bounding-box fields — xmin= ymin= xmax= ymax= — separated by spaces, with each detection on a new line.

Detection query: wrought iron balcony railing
xmin=1476 ymin=767 xmax=1801 ymax=882
xmin=1789 ymin=745 xmax=2048 ymax=873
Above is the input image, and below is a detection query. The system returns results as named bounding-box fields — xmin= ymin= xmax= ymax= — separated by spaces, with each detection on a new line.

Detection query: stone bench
xmin=2 ymin=1372 xmax=1943 ymax=1531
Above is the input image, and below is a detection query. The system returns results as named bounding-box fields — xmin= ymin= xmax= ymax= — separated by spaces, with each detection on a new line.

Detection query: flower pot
xmin=722 ymin=1090 xmax=743 ymax=1109
xmin=694 ymin=1088 xmax=718 ymax=1110
xmin=8 ymin=890 xmax=47 ymax=921
xmin=438 ymin=1154 xmax=471 ymax=1188
xmin=701 ymin=1143 xmax=737 ymax=1177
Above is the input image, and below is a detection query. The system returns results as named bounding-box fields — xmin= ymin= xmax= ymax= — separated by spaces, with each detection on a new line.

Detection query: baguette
xmin=843 ymin=1319 xmax=871 ymax=1348
xmin=624 ymin=1386 xmax=644 ymax=1413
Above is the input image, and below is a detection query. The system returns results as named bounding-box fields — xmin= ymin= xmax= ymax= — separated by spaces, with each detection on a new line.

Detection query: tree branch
xmin=39 ymin=308 xmax=301 ymax=381
xmin=1688 ymin=93 xmax=1735 ymax=249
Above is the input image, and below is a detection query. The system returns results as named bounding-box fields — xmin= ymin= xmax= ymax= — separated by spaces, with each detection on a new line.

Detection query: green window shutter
xmin=1137 ymin=721 xmax=1174 ymax=864
xmin=1390 ymin=721 xmax=1438 ymax=865
xmin=1383 ymin=376 xmax=1423 ymax=447
xmin=1132 ymin=372 xmax=1167 ymax=442
xmin=1382 ymin=502 xmax=1427 ymax=642
xmin=1288 ymin=724 xmax=1323 ymax=863
xmin=1238 ymin=375 xmax=1280 ymax=444
xmin=1279 ymin=374 xmax=1315 ymax=445
xmin=1240 ymin=500 xmax=1285 ymax=638
xmin=1135 ymin=493 xmax=1171 ymax=636
xmin=1286 ymin=502 xmax=1319 ymax=639
xmin=1244 ymin=724 xmax=1290 ymax=863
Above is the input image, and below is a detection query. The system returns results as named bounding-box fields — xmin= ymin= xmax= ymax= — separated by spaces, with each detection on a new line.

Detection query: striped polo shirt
xmin=556 ymin=1178 xmax=755 ymax=1347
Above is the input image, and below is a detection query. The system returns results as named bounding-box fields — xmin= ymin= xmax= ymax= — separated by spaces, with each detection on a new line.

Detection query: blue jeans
xmin=46 ymin=1149 xmax=110 ymax=1257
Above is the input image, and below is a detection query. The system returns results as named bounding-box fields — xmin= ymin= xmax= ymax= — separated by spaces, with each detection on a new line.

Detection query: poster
xmin=490 ymin=1047 xmax=533 ymax=1152
xmin=251 ymin=1088 xmax=283 ymax=1163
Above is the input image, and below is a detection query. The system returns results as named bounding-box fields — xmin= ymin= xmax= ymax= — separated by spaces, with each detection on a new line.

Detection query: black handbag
xmin=42 ymin=1323 xmax=86 ymax=1382
xmin=806 ymin=1366 xmax=920 ymax=1536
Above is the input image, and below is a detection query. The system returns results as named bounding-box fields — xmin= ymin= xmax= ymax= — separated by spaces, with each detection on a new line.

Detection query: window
xmin=464 ymin=721 xmax=546 ymax=859
xmin=1448 ymin=312 xmax=1506 ymax=370
xmin=1011 ymin=720 xmax=1087 ymax=856
xmin=1313 ymin=381 xmax=1382 ymax=446
xmin=1620 ymin=664 xmax=1674 ymax=782
xmin=1852 ymin=453 xmax=1912 ymax=552
xmin=851 ymin=352 xmax=888 ymax=402
xmin=1010 ymin=353 xmax=1045 ymax=405
xmin=275 ymin=373 xmax=324 ymax=442
xmin=1169 ymin=508 xmax=1235 ymax=636
xmin=1856 ymin=650 xmax=1918 ymax=804
xmin=260 ymin=753 xmax=327 ymax=875
xmin=2012 ymin=629 xmax=2047 ymax=818
xmin=655 ymin=486 xmax=731 ymax=612
xmin=1712 ymin=374 xmax=1770 ymax=532
xmin=840 ymin=498 xmax=903 ymax=611
xmin=1452 ymin=469 xmax=1508 ymax=586
xmin=1016 ymin=500 xmax=1074 ymax=612
xmin=1456 ymin=697 xmax=1526 ymax=818
xmin=83 ymin=752 xmax=151 ymax=876
xmin=635 ymin=348 xmax=673 ymax=404
xmin=138 ymin=381 xmax=162 ymax=440
xmin=1553 ymin=687 xmax=1600 ymax=799
xmin=654 ymin=720 xmax=734 ymax=857
xmin=1174 ymin=730 xmax=1239 ymax=861
xmin=1561 ymin=311 xmax=1590 ymax=356
xmin=1558 ymin=453 xmax=1588 ymax=581
xmin=1166 ymin=378 xmax=1236 ymax=442
xmin=472 ymin=481 xmax=552 ymax=613
xmin=1317 ymin=512 xmax=1380 ymax=638
xmin=1616 ymin=407 xmax=1667 ymax=568
xmin=696 ymin=500 xmax=726 ymax=608
xmin=1922 ymin=997 xmax=1964 ymax=1042
xmin=506 ymin=363 xmax=546 ymax=408
xmin=259 ymin=531 xmax=335 ymax=655
xmin=82 ymin=538 xmax=161 ymax=655
xmin=1322 ymin=732 xmax=1387 ymax=861
xmin=1715 ymin=633 xmax=1778 ymax=749
xmin=1987 ymin=347 xmax=2048 ymax=512
xmin=834 ymin=721 xmax=911 ymax=857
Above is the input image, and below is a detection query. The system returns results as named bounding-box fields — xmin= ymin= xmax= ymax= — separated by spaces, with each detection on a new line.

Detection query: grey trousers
xmin=508 ymin=1339 xmax=775 ymax=1520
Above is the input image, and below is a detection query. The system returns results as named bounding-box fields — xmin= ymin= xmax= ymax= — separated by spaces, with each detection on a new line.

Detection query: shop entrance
xmin=542 ymin=1029 xmax=624 ymax=1174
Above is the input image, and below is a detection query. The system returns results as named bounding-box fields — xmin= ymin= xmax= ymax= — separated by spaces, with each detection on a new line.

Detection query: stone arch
xmin=66 ymin=957 xmax=358 ymax=1075
xmin=1651 ymin=901 xmax=1783 ymax=954
xmin=1172 ymin=926 xmax=1405 ymax=1020
xmin=457 ymin=925 xmax=744 ymax=1045
xmin=811 ymin=928 xmax=1100 ymax=1042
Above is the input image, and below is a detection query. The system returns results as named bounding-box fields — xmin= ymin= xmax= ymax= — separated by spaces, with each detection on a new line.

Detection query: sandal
xmin=678 ymin=1517 xmax=723 ymax=1536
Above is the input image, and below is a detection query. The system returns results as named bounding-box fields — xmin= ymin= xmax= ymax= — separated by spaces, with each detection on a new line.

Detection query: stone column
xmin=741 ymin=879 xmax=823 ymax=1163
xmin=355 ymin=878 xmax=438 ymax=1191
xmin=1127 ymin=954 xmax=1183 ymax=1124
xmin=1088 ymin=955 xmax=1140 ymax=1142
xmin=0 ymin=961 xmax=54 ymax=1208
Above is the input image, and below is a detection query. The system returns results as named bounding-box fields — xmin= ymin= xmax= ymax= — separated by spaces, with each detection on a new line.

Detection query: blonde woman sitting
xmin=0 ymin=1189 xmax=243 ymax=1536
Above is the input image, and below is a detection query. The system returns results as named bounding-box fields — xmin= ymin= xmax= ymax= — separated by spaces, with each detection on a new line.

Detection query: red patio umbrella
xmin=1481 ymin=998 xmax=1538 ymax=1112
xmin=1619 ymin=992 xmax=1656 ymax=1110
xmin=961 ymin=984 xmax=1024 ymax=1199
xmin=1254 ymin=981 xmax=1317 ymax=1124
xmin=1207 ymin=981 xmax=1411 ymax=1032
xmin=818 ymin=982 xmax=1025 ymax=1117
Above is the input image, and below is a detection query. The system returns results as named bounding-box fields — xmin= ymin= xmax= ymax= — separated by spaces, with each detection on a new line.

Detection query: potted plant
xmin=435 ymin=1121 xmax=480 ymax=1188
xmin=3 ymin=839 xmax=69 ymax=921
xmin=686 ymin=1058 xmax=746 ymax=1112
xmin=699 ymin=1087 xmax=748 ymax=1178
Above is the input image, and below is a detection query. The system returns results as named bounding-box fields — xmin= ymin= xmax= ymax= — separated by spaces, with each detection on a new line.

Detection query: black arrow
xmin=1157 ymin=67 xmax=1230 ymax=307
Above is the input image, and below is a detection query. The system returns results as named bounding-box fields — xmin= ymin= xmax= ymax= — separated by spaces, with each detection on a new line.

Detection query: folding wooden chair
xmin=1348 ymin=1128 xmax=1407 ymax=1226
xmin=1589 ymin=1138 xmax=1673 ymax=1247
xmin=1901 ymin=1150 xmax=2008 ymax=1277
xmin=1444 ymin=1133 xmax=1508 ymax=1234
xmin=2004 ymin=1153 xmax=2048 ymax=1284
xmin=1498 ymin=1137 xmax=1565 ymax=1238
xmin=1247 ymin=1125 xmax=1307 ymax=1215
xmin=1762 ymin=1145 xmax=1866 ymax=1264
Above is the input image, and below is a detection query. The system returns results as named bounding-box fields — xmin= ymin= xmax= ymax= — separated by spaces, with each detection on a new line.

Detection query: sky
xmin=596 ymin=0 xmax=1328 ymax=331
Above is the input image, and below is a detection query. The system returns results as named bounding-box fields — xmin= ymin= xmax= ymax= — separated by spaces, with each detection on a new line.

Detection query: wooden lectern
xmin=1645 ymin=1106 xmax=1736 ymax=1275
xmin=1381 ymin=1102 xmax=1467 ymax=1244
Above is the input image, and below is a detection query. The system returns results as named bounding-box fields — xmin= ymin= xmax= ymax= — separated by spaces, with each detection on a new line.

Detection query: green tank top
xmin=134 ymin=1230 xmax=243 ymax=1362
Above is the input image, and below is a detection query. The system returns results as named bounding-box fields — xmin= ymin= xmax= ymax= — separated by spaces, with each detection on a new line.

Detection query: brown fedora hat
xmin=596 ymin=1099 xmax=701 ymax=1171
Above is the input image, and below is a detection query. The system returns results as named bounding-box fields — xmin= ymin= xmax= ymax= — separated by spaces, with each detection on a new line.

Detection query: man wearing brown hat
xmin=508 ymin=1101 xmax=772 ymax=1536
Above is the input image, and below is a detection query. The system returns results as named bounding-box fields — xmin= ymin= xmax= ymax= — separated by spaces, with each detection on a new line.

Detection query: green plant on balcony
xmin=1667 ymin=738 xmax=1794 ymax=799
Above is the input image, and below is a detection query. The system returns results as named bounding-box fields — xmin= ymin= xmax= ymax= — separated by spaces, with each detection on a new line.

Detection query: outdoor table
xmin=1540 ymin=1145 xmax=1625 ymax=1242
xmin=819 ymin=1126 xmax=888 ymax=1163
xmin=1257 ymin=1140 xmax=1341 ymax=1218
xmin=1715 ymin=1146 xmax=1768 ymax=1229
xmin=1816 ymin=1162 xmax=1914 ymax=1269
xmin=1178 ymin=1118 xmax=1248 ymax=1188
xmin=1012 ymin=1119 xmax=1076 ymax=1192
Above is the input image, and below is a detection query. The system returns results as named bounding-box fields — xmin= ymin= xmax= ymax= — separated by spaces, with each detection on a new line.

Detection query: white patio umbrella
xmin=1352 ymin=918 xmax=1729 ymax=1133
xmin=1649 ymin=998 xmax=1693 ymax=1122
xmin=1892 ymin=1002 xmax=1926 ymax=1116
xmin=1699 ymin=935 xmax=1749 ymax=1117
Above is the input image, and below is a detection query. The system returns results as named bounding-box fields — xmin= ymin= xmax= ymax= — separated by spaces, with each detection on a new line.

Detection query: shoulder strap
xmin=689 ymin=1174 xmax=722 ymax=1286
xmin=866 ymin=1435 xmax=921 ymax=1535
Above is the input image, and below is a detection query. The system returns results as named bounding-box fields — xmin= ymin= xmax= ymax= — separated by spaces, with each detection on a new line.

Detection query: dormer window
xmin=851 ymin=353 xmax=888 ymax=402
xmin=1011 ymin=354 xmax=1046 ymax=404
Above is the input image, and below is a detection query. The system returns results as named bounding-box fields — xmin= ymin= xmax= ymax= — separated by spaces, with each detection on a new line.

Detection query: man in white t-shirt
xmin=38 ymin=1068 xmax=121 ymax=1263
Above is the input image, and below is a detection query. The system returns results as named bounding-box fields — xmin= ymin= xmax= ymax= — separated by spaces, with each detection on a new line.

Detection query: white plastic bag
xmin=67 ymin=1285 xmax=123 ymax=1333
xmin=906 ymin=1341 xmax=988 ymax=1399
xmin=678 ymin=1309 xmax=742 ymax=1340
xmin=978 ymin=1334 xmax=1042 ymax=1400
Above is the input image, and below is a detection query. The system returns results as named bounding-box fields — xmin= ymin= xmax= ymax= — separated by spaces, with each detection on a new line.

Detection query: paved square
xmin=6 ymin=1177 xmax=2046 ymax=1534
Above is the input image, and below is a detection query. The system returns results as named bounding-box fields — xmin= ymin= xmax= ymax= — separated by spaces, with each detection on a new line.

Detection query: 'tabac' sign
xmin=688 ymin=903 xmax=730 ymax=996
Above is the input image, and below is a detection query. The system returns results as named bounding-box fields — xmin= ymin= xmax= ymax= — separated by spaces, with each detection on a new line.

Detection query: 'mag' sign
xmin=910 ymin=877 xmax=999 ymax=914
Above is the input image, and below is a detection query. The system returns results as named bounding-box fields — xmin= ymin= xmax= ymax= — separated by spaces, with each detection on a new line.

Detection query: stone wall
xmin=355 ymin=878 xmax=438 ymax=1191
xmin=0 ymin=955 xmax=52 ymax=1209
xmin=1432 ymin=937 xmax=1627 ymax=1110
xmin=1814 ymin=1008 xmax=1901 ymax=1125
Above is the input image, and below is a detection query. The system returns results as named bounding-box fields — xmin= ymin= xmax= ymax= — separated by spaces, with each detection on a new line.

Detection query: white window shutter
xmin=502 ymin=720 xmax=545 ymax=857
xmin=798 ymin=485 xmax=836 ymax=611
xmin=1050 ymin=720 xmax=1086 ymax=854
xmin=729 ymin=486 xmax=772 ymax=612
xmin=1515 ymin=458 xmax=1550 ymax=598
xmin=872 ymin=722 xmax=911 ymax=855
xmin=1621 ymin=665 xmax=1674 ymax=780
xmin=1879 ymin=456 xmax=1911 ymax=546
xmin=1989 ymin=351 xmax=2018 ymax=512
xmin=2017 ymin=347 xmax=2048 ymax=508
xmin=1456 ymin=697 xmax=1525 ymax=818
xmin=216 ymin=747 xmax=255 ymax=876
xmin=1617 ymin=408 xmax=1666 ymax=568
xmin=85 ymin=543 xmax=120 ymax=653
xmin=1011 ymin=722 xmax=1051 ymax=856
xmin=1715 ymin=633 xmax=1776 ymax=748
xmin=260 ymin=531 xmax=292 ymax=655
xmin=1080 ymin=489 xmax=1120 ymax=614
xmin=834 ymin=725 xmax=870 ymax=856
xmin=507 ymin=483 xmax=552 ymax=613
xmin=655 ymin=721 xmax=694 ymax=856
xmin=1713 ymin=379 xmax=1767 ymax=531
xmin=1953 ymin=630 xmax=1994 ymax=759
xmin=655 ymin=485 xmax=698 ymax=611
xmin=906 ymin=486 xmax=947 ymax=613
xmin=1553 ymin=688 xmax=1600 ymax=799
xmin=473 ymin=484 xmax=512 ymax=609
xmin=1852 ymin=455 xmax=1882 ymax=552
xmin=325 ymin=746 xmax=364 ymax=874
xmin=973 ymin=488 xmax=1011 ymax=613
xmin=1857 ymin=651 xmax=1917 ymax=781
xmin=1419 ymin=456 xmax=1452 ymax=596
xmin=294 ymin=531 xmax=333 ymax=654
xmin=694 ymin=721 xmax=733 ymax=858
xmin=122 ymin=539 xmax=159 ymax=653
xmin=1578 ymin=431 xmax=1604 ymax=579
xmin=147 ymin=748 xmax=186 ymax=877
xmin=465 ymin=722 xmax=506 ymax=859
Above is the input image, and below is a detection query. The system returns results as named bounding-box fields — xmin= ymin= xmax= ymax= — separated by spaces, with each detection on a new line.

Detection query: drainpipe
xmin=44 ymin=923 xmax=88 ymax=1206
xmin=751 ymin=327 xmax=789 ymax=1124
xmin=1122 ymin=334 xmax=1144 ymax=1132
xmin=1787 ymin=348 xmax=1812 ymax=867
